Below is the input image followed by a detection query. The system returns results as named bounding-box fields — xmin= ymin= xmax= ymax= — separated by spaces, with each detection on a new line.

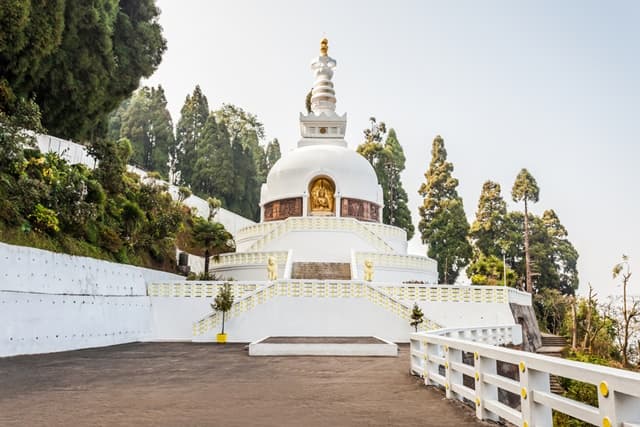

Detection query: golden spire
xmin=320 ymin=38 xmax=329 ymax=56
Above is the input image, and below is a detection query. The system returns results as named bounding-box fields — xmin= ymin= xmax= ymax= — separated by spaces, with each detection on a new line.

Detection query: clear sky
xmin=145 ymin=0 xmax=639 ymax=297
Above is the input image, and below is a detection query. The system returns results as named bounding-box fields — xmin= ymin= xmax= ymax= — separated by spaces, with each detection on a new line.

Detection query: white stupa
xmin=207 ymin=39 xmax=438 ymax=283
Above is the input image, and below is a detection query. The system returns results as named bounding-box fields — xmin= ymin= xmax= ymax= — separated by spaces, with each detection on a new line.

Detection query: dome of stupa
xmin=261 ymin=144 xmax=382 ymax=205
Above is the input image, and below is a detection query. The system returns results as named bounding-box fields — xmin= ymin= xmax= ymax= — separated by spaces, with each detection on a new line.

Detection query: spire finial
xmin=320 ymin=38 xmax=328 ymax=56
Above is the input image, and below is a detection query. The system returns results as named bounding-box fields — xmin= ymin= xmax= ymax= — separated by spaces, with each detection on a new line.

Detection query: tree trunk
xmin=571 ymin=298 xmax=578 ymax=350
xmin=523 ymin=199 xmax=532 ymax=293
xmin=204 ymin=248 xmax=210 ymax=276
xmin=221 ymin=311 xmax=226 ymax=335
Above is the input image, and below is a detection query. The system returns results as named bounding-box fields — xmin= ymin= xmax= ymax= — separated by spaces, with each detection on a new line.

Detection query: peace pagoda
xmin=206 ymin=39 xmax=438 ymax=284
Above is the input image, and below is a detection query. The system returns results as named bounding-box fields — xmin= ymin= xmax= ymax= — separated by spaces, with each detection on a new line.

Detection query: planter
xmin=216 ymin=333 xmax=227 ymax=344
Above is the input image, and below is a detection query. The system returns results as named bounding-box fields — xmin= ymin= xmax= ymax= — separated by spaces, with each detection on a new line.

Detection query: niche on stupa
xmin=308 ymin=176 xmax=335 ymax=216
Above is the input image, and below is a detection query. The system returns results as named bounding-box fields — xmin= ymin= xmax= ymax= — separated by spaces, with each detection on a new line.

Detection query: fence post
xmin=445 ymin=346 xmax=463 ymax=400
xmin=475 ymin=352 xmax=499 ymax=421
xmin=598 ymin=384 xmax=640 ymax=427
xmin=520 ymin=362 xmax=552 ymax=426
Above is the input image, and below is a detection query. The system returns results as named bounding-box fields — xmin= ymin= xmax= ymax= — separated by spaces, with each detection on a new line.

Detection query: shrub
xmin=29 ymin=204 xmax=60 ymax=234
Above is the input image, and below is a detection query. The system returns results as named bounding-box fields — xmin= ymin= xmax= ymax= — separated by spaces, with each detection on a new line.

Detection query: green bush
xmin=29 ymin=204 xmax=59 ymax=234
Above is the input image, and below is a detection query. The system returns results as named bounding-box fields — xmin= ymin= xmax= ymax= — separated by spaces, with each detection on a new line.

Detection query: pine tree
xmin=512 ymin=168 xmax=540 ymax=293
xmin=265 ymin=138 xmax=281 ymax=173
xmin=175 ymin=85 xmax=209 ymax=185
xmin=230 ymin=139 xmax=259 ymax=221
xmin=410 ymin=303 xmax=424 ymax=332
xmin=381 ymin=129 xmax=414 ymax=239
xmin=191 ymin=116 xmax=234 ymax=205
xmin=1 ymin=0 xmax=166 ymax=141
xmin=214 ymin=104 xmax=265 ymax=220
xmin=418 ymin=135 xmax=472 ymax=284
xmin=118 ymin=85 xmax=174 ymax=177
xmin=470 ymin=180 xmax=508 ymax=257
xmin=501 ymin=210 xmax=578 ymax=294
xmin=357 ymin=120 xmax=414 ymax=239
xmin=542 ymin=209 xmax=579 ymax=294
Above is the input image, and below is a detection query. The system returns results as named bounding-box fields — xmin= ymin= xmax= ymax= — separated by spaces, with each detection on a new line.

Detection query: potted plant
xmin=212 ymin=283 xmax=234 ymax=343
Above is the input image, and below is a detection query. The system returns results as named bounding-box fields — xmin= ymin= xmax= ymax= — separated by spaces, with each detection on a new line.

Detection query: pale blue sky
xmin=145 ymin=0 xmax=639 ymax=296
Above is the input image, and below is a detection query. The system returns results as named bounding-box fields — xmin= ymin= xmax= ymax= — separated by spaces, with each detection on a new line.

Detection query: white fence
xmin=410 ymin=329 xmax=640 ymax=426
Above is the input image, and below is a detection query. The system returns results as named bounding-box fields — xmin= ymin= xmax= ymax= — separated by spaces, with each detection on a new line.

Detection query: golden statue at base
xmin=309 ymin=177 xmax=335 ymax=213
xmin=320 ymin=38 xmax=329 ymax=56
xmin=363 ymin=260 xmax=374 ymax=282
xmin=267 ymin=256 xmax=278 ymax=280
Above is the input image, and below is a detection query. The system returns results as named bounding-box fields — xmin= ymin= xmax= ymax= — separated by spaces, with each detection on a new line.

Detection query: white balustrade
xmin=191 ymin=280 xmax=442 ymax=335
xmin=362 ymin=222 xmax=407 ymax=240
xmin=149 ymin=280 xmax=532 ymax=307
xmin=410 ymin=328 xmax=640 ymax=426
xmin=355 ymin=252 xmax=437 ymax=273
xmin=248 ymin=217 xmax=394 ymax=253
xmin=213 ymin=251 xmax=289 ymax=267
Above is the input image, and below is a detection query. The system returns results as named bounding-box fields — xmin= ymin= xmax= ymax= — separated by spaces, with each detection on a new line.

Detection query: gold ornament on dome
xmin=309 ymin=177 xmax=335 ymax=213
xmin=320 ymin=38 xmax=329 ymax=56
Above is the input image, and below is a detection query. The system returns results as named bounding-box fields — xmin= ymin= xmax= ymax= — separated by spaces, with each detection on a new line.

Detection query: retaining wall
xmin=0 ymin=242 xmax=180 ymax=357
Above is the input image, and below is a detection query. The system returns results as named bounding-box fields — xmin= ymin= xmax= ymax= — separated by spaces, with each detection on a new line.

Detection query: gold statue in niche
xmin=309 ymin=177 xmax=335 ymax=214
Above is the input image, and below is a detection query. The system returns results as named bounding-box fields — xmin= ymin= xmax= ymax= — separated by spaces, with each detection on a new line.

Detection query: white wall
xmin=1 ymin=292 xmax=152 ymax=357
xmin=35 ymin=134 xmax=96 ymax=169
xmin=0 ymin=242 xmax=179 ymax=357
xmin=151 ymin=296 xmax=413 ymax=343
xmin=264 ymin=230 xmax=378 ymax=262
xmin=416 ymin=301 xmax=516 ymax=328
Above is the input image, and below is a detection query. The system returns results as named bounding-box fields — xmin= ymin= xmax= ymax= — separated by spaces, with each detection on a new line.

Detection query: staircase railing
xmin=191 ymin=280 xmax=441 ymax=336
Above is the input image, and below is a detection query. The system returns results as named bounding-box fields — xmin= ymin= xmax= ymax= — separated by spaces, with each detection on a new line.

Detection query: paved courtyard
xmin=0 ymin=343 xmax=486 ymax=426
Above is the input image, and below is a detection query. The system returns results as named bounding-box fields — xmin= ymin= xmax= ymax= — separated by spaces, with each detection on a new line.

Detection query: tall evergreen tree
xmin=191 ymin=116 xmax=234 ymax=205
xmin=118 ymin=85 xmax=174 ymax=177
xmin=512 ymin=168 xmax=540 ymax=293
xmin=0 ymin=0 xmax=65 ymax=112
xmin=357 ymin=120 xmax=414 ymax=239
xmin=265 ymin=138 xmax=281 ymax=173
xmin=175 ymin=85 xmax=209 ymax=185
xmin=501 ymin=210 xmax=578 ymax=294
xmin=469 ymin=180 xmax=508 ymax=257
xmin=214 ymin=104 xmax=265 ymax=220
xmin=542 ymin=209 xmax=579 ymax=294
xmin=1 ymin=0 xmax=166 ymax=141
xmin=229 ymin=139 xmax=259 ymax=220
xmin=418 ymin=135 xmax=472 ymax=284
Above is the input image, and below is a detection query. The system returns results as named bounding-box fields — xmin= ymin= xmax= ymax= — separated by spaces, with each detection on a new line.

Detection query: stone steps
xmin=291 ymin=262 xmax=351 ymax=280
xmin=537 ymin=334 xmax=568 ymax=394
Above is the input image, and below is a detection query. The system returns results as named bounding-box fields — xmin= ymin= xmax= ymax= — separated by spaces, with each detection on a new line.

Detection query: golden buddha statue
xmin=309 ymin=177 xmax=335 ymax=213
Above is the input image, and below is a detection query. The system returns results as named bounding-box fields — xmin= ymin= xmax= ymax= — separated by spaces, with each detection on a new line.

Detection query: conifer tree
xmin=191 ymin=116 xmax=234 ymax=205
xmin=357 ymin=119 xmax=414 ymax=239
xmin=512 ymin=168 xmax=540 ymax=293
xmin=1 ymin=0 xmax=166 ymax=140
xmin=265 ymin=138 xmax=281 ymax=173
xmin=418 ymin=135 xmax=472 ymax=284
xmin=118 ymin=85 xmax=174 ymax=177
xmin=175 ymin=85 xmax=209 ymax=185
xmin=214 ymin=104 xmax=265 ymax=220
xmin=470 ymin=180 xmax=508 ymax=257
xmin=542 ymin=209 xmax=579 ymax=294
